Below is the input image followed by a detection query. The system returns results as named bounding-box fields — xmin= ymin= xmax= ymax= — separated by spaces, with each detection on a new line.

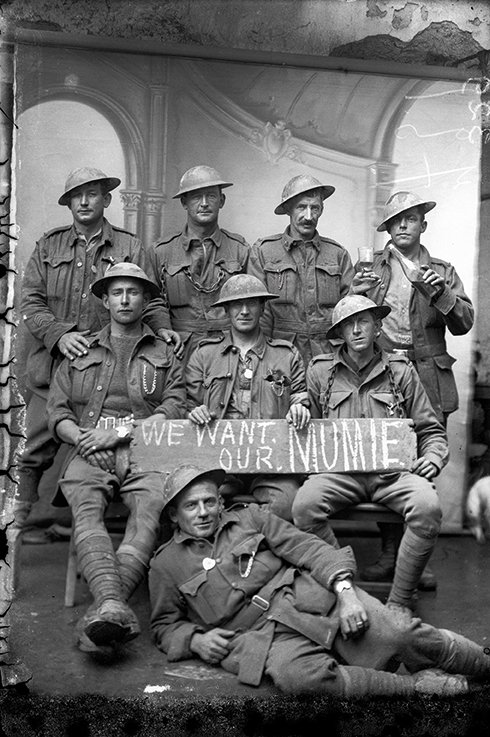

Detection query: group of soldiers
xmin=14 ymin=163 xmax=490 ymax=697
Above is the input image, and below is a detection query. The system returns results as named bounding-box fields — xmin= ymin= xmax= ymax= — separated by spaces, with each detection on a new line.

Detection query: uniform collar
xmin=69 ymin=218 xmax=114 ymax=248
xmin=221 ymin=330 xmax=268 ymax=358
xmin=182 ymin=225 xmax=222 ymax=251
xmin=283 ymin=227 xmax=321 ymax=252
xmin=90 ymin=322 xmax=157 ymax=350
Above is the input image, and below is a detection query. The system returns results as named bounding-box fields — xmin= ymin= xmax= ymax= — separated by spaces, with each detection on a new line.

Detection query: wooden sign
xmin=130 ymin=418 xmax=417 ymax=476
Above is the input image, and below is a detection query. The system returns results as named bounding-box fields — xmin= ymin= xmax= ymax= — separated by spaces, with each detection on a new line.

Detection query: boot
xmin=83 ymin=599 xmax=139 ymax=647
xmin=360 ymin=523 xmax=403 ymax=581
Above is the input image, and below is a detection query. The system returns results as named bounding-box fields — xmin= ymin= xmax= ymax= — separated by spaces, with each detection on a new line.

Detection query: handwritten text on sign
xmin=131 ymin=419 xmax=417 ymax=475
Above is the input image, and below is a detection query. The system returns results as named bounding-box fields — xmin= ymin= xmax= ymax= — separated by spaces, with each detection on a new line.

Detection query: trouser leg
xmin=293 ymin=473 xmax=369 ymax=548
xmin=117 ymin=471 xmax=164 ymax=600
xmin=264 ymin=623 xmax=467 ymax=697
xmin=61 ymin=457 xmax=122 ymax=606
xmin=371 ymin=472 xmax=441 ymax=608
xmin=250 ymin=475 xmax=300 ymax=522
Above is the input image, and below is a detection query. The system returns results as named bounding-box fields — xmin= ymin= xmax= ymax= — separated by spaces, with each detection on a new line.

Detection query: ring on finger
xmin=92 ymin=445 xmax=97 ymax=451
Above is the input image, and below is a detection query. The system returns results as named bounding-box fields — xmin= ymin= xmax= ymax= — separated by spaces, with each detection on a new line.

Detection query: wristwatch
xmin=115 ymin=425 xmax=132 ymax=441
xmin=333 ymin=578 xmax=354 ymax=595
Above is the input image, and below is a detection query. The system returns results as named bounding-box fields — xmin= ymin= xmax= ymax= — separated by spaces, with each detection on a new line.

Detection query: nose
xmin=120 ymin=290 xmax=130 ymax=304
xmin=80 ymin=191 xmax=89 ymax=206
xmin=197 ymin=501 xmax=208 ymax=516
xmin=399 ymin=217 xmax=408 ymax=229
xmin=352 ymin=318 xmax=361 ymax=334
xmin=239 ymin=301 xmax=250 ymax=314
xmin=304 ymin=206 xmax=313 ymax=220
xmin=199 ymin=193 xmax=209 ymax=206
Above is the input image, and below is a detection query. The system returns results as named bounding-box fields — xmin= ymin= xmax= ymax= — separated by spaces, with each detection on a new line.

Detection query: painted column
xmin=142 ymin=56 xmax=168 ymax=247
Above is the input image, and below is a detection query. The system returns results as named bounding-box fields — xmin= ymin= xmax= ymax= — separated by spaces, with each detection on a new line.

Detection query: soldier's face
xmin=338 ymin=310 xmax=379 ymax=355
xmin=182 ymin=186 xmax=224 ymax=228
xmin=68 ymin=181 xmax=111 ymax=228
xmin=169 ymin=481 xmax=222 ymax=538
xmin=227 ymin=298 xmax=263 ymax=334
xmin=102 ymin=278 xmax=148 ymax=325
xmin=288 ymin=193 xmax=323 ymax=240
xmin=387 ymin=207 xmax=427 ymax=250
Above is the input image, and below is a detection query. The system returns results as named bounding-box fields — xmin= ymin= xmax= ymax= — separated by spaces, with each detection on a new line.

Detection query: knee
xmin=292 ymin=479 xmax=330 ymax=528
xmin=405 ymin=491 xmax=442 ymax=538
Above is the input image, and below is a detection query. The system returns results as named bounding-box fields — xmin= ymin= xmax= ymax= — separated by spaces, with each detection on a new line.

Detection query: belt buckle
xmin=251 ymin=594 xmax=270 ymax=611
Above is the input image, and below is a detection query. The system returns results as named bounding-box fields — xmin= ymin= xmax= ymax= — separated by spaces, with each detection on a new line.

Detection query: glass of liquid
xmin=357 ymin=247 xmax=374 ymax=271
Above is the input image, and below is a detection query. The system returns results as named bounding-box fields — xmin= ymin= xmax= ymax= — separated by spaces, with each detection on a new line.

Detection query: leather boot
xmin=83 ymin=599 xmax=140 ymax=647
xmin=360 ymin=523 xmax=403 ymax=581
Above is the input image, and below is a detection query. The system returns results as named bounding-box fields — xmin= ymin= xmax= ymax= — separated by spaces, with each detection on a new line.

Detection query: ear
xmin=219 ymin=193 xmax=226 ymax=209
xmin=101 ymin=293 xmax=110 ymax=310
xmin=218 ymin=494 xmax=224 ymax=513
xmin=103 ymin=192 xmax=112 ymax=209
xmin=420 ymin=219 xmax=427 ymax=234
xmin=168 ymin=506 xmax=178 ymax=525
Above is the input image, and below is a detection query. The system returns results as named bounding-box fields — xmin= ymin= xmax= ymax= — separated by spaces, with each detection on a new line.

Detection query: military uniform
xmin=186 ymin=330 xmax=308 ymax=519
xmin=149 ymin=503 xmax=490 ymax=695
xmin=292 ymin=345 xmax=448 ymax=608
xmin=148 ymin=227 xmax=249 ymax=362
xmin=363 ymin=244 xmax=474 ymax=421
xmin=46 ymin=323 xmax=185 ymax=612
xmin=18 ymin=219 xmax=168 ymax=499
xmin=248 ymin=229 xmax=354 ymax=365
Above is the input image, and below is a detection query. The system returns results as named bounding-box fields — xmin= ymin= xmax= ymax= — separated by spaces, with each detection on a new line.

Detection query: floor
xmin=10 ymin=526 xmax=490 ymax=704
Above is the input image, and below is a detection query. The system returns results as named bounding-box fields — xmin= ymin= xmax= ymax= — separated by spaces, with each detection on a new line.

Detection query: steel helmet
xmin=58 ymin=167 xmax=121 ymax=206
xmin=173 ymin=165 xmax=233 ymax=198
xmin=377 ymin=191 xmax=436 ymax=232
xmin=274 ymin=174 xmax=335 ymax=215
xmin=162 ymin=465 xmax=226 ymax=510
xmin=326 ymin=295 xmax=391 ymax=339
xmin=213 ymin=274 xmax=279 ymax=307
xmin=91 ymin=262 xmax=160 ymax=299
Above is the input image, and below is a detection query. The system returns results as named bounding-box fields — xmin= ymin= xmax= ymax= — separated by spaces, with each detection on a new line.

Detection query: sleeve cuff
xmin=432 ymin=286 xmax=456 ymax=315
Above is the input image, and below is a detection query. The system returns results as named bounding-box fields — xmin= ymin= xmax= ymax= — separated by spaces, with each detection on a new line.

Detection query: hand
xmin=412 ymin=457 xmax=438 ymax=479
xmin=190 ymin=628 xmax=235 ymax=664
xmin=419 ymin=265 xmax=445 ymax=296
xmin=76 ymin=427 xmax=121 ymax=458
xmin=188 ymin=405 xmax=216 ymax=425
xmin=157 ymin=329 xmax=184 ymax=359
xmin=337 ymin=586 xmax=369 ymax=640
xmin=350 ymin=269 xmax=381 ymax=295
xmin=84 ymin=449 xmax=116 ymax=473
xmin=58 ymin=331 xmax=91 ymax=360
xmin=286 ymin=404 xmax=311 ymax=430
